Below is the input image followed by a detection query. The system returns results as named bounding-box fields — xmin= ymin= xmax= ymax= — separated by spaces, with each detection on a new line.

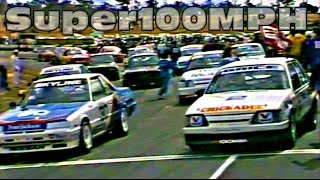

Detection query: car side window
xmin=90 ymin=77 xmax=107 ymax=101
xmin=292 ymin=61 xmax=309 ymax=85
xmin=80 ymin=66 xmax=90 ymax=73
xmin=98 ymin=76 xmax=114 ymax=95
xmin=287 ymin=63 xmax=302 ymax=90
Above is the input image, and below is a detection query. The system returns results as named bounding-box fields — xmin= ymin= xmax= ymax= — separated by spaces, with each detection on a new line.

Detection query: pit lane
xmin=0 ymin=55 xmax=319 ymax=179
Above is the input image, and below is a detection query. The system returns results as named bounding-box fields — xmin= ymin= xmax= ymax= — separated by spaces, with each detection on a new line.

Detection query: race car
xmin=87 ymin=53 xmax=121 ymax=81
xmin=184 ymin=57 xmax=318 ymax=151
xmin=1 ymin=73 xmax=136 ymax=154
xmin=177 ymin=50 xmax=224 ymax=104
xmin=122 ymin=53 xmax=161 ymax=89
xmin=99 ymin=46 xmax=126 ymax=63
xmin=231 ymin=43 xmax=266 ymax=60
xmin=127 ymin=46 xmax=154 ymax=58
xmin=52 ymin=47 xmax=91 ymax=65
xmin=176 ymin=44 xmax=203 ymax=75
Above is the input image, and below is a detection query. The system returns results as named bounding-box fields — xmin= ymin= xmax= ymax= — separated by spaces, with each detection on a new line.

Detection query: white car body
xmin=231 ymin=43 xmax=266 ymax=61
xmin=177 ymin=50 xmax=224 ymax=101
xmin=40 ymin=64 xmax=89 ymax=78
xmin=183 ymin=58 xmax=317 ymax=148
xmin=176 ymin=45 xmax=203 ymax=72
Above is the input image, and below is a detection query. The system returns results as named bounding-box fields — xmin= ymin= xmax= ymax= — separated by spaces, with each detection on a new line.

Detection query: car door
xmin=292 ymin=61 xmax=315 ymax=117
xmin=287 ymin=61 xmax=307 ymax=122
xmin=90 ymin=76 xmax=114 ymax=134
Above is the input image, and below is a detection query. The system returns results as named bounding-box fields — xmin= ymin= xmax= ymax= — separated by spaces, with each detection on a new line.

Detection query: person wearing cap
xmin=11 ymin=50 xmax=24 ymax=88
xmin=305 ymin=28 xmax=320 ymax=92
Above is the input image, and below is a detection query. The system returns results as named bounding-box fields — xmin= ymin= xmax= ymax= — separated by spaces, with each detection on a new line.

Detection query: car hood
xmin=124 ymin=66 xmax=159 ymax=73
xmin=182 ymin=68 xmax=219 ymax=81
xmin=177 ymin=56 xmax=192 ymax=63
xmin=187 ymin=89 xmax=292 ymax=115
xmin=0 ymin=102 xmax=88 ymax=122
xmin=239 ymin=55 xmax=265 ymax=61
xmin=88 ymin=62 xmax=116 ymax=68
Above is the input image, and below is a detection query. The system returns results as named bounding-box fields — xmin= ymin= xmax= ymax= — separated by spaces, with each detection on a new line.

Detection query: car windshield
xmin=20 ymin=79 xmax=90 ymax=106
xmin=91 ymin=55 xmax=114 ymax=64
xmin=206 ymin=65 xmax=290 ymax=94
xmin=233 ymin=45 xmax=265 ymax=56
xmin=127 ymin=55 xmax=159 ymax=68
xmin=188 ymin=53 xmax=223 ymax=70
xmin=181 ymin=48 xmax=202 ymax=56
xmin=128 ymin=49 xmax=150 ymax=57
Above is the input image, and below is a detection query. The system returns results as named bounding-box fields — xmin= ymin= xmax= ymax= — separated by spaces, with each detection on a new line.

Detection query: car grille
xmin=88 ymin=67 xmax=119 ymax=81
xmin=205 ymin=113 xmax=254 ymax=123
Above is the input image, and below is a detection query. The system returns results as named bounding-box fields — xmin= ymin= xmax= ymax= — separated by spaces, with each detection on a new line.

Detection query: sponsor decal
xmin=35 ymin=80 xmax=84 ymax=88
xmin=201 ymin=105 xmax=266 ymax=113
xmin=44 ymin=68 xmax=75 ymax=74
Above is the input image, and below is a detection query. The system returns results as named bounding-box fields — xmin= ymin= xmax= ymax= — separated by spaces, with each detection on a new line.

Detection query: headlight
xmin=47 ymin=121 xmax=72 ymax=129
xmin=252 ymin=110 xmax=284 ymax=124
xmin=186 ymin=115 xmax=208 ymax=127
xmin=185 ymin=80 xmax=195 ymax=87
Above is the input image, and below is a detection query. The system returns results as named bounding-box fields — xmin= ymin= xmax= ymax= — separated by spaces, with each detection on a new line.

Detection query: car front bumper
xmin=183 ymin=120 xmax=290 ymax=145
xmin=0 ymin=127 xmax=81 ymax=154
xmin=178 ymin=84 xmax=208 ymax=98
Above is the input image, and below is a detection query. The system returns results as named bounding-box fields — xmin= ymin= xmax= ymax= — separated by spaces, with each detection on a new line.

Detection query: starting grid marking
xmin=0 ymin=148 xmax=319 ymax=171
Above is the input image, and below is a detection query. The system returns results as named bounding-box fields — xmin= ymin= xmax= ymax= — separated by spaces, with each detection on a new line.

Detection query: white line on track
xmin=0 ymin=148 xmax=319 ymax=171
xmin=209 ymin=154 xmax=238 ymax=179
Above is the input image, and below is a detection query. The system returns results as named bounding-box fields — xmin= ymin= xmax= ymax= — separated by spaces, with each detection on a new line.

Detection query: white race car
xmin=0 ymin=73 xmax=136 ymax=154
xmin=177 ymin=50 xmax=224 ymax=104
xmin=231 ymin=43 xmax=266 ymax=61
xmin=184 ymin=57 xmax=318 ymax=151
xmin=176 ymin=44 xmax=203 ymax=74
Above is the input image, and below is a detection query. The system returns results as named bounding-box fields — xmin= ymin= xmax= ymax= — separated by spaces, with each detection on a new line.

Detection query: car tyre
xmin=304 ymin=99 xmax=318 ymax=132
xmin=78 ymin=122 xmax=93 ymax=153
xmin=178 ymin=96 xmax=188 ymax=105
xmin=282 ymin=115 xmax=297 ymax=149
xmin=114 ymin=108 xmax=129 ymax=137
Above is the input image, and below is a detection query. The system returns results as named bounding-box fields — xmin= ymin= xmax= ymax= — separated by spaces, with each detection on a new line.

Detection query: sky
xmin=4 ymin=0 xmax=320 ymax=7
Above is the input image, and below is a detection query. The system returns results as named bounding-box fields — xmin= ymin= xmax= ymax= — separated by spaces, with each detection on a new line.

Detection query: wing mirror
xmin=18 ymin=90 xmax=27 ymax=97
xmin=9 ymin=102 xmax=17 ymax=109
xmin=195 ymin=89 xmax=205 ymax=97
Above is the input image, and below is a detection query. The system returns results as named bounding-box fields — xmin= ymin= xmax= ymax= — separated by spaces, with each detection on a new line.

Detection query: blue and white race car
xmin=0 ymin=73 xmax=136 ymax=154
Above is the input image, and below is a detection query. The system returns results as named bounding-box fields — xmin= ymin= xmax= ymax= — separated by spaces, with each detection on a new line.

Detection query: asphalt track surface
xmin=0 ymin=52 xmax=319 ymax=179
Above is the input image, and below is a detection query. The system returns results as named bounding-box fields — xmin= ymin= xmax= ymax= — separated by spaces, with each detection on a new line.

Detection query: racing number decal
xmin=17 ymin=110 xmax=50 ymax=118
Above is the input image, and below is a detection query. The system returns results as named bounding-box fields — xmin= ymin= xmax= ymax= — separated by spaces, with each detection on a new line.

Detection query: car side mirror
xmin=195 ymin=89 xmax=205 ymax=97
xmin=18 ymin=90 xmax=27 ymax=97
xmin=9 ymin=102 xmax=17 ymax=109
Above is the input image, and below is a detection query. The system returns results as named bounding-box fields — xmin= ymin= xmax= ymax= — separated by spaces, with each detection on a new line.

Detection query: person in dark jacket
xmin=158 ymin=52 xmax=176 ymax=99
xmin=0 ymin=65 xmax=8 ymax=92
xmin=305 ymin=27 xmax=320 ymax=92
xmin=170 ymin=41 xmax=181 ymax=63
xmin=202 ymin=38 xmax=225 ymax=52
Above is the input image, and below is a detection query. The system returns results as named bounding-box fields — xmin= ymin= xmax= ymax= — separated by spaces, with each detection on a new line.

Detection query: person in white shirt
xmin=11 ymin=50 xmax=24 ymax=88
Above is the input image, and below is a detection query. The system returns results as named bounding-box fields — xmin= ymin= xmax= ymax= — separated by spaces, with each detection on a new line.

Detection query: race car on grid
xmin=177 ymin=50 xmax=224 ymax=104
xmin=18 ymin=64 xmax=91 ymax=97
xmin=231 ymin=43 xmax=266 ymax=60
xmin=183 ymin=57 xmax=318 ymax=151
xmin=0 ymin=73 xmax=136 ymax=154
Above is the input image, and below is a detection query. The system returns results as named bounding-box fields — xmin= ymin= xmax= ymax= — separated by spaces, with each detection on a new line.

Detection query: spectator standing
xmin=11 ymin=50 xmax=24 ymax=88
xmin=286 ymin=30 xmax=307 ymax=59
xmin=170 ymin=41 xmax=181 ymax=63
xmin=305 ymin=28 xmax=320 ymax=92
xmin=158 ymin=52 xmax=176 ymax=99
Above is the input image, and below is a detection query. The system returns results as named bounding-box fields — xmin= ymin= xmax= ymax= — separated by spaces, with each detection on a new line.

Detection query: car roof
xmin=180 ymin=44 xmax=203 ymax=49
xmin=91 ymin=52 xmax=114 ymax=56
xmin=35 ymin=73 xmax=101 ymax=83
xmin=193 ymin=50 xmax=224 ymax=56
xmin=129 ymin=53 xmax=158 ymax=58
xmin=231 ymin=43 xmax=262 ymax=48
xmin=221 ymin=57 xmax=295 ymax=69
xmin=40 ymin=65 xmax=83 ymax=74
